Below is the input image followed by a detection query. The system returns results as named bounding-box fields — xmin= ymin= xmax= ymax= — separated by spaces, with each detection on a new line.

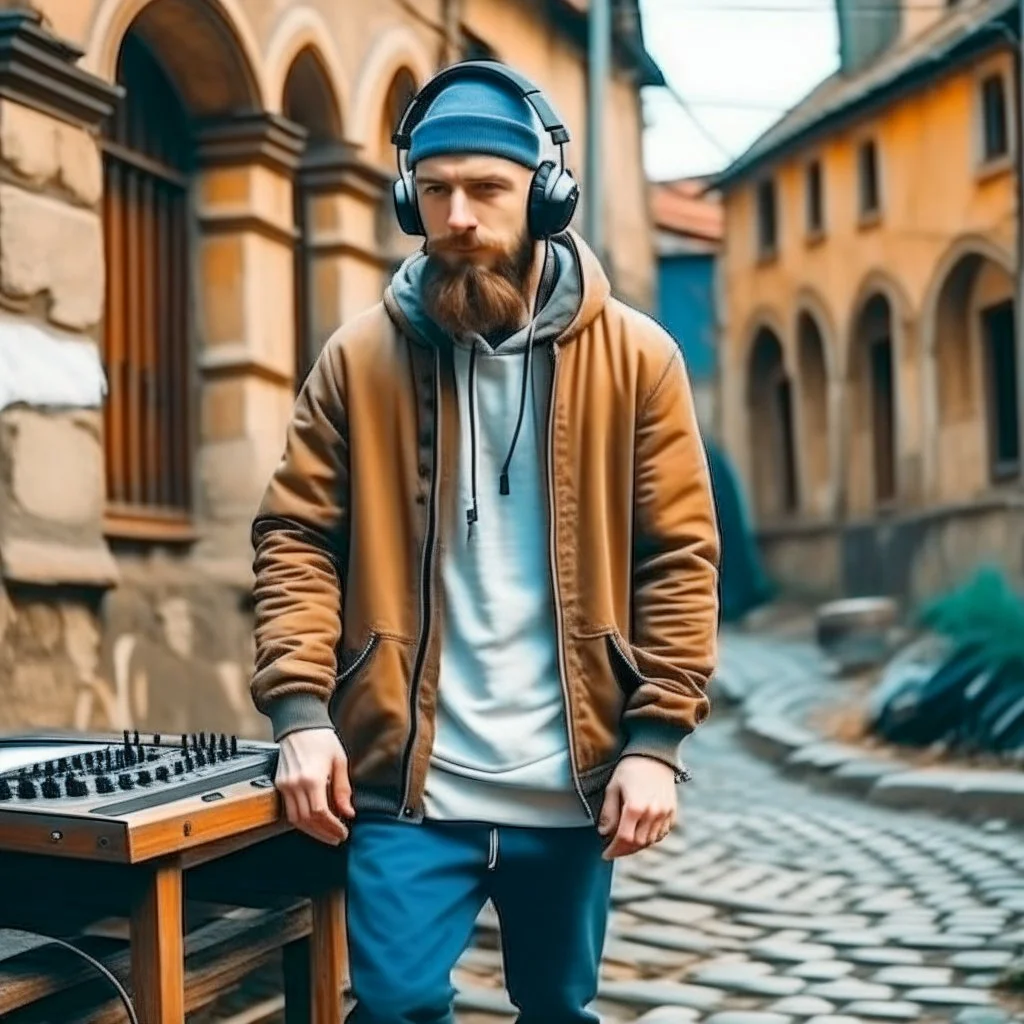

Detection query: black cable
xmin=5 ymin=927 xmax=140 ymax=1024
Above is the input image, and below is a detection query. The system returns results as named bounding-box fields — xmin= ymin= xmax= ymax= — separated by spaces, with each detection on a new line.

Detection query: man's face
xmin=415 ymin=154 xmax=537 ymax=337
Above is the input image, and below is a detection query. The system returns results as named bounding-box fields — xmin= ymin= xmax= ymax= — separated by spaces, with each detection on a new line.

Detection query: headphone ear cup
xmin=392 ymin=174 xmax=424 ymax=236
xmin=528 ymin=160 xmax=580 ymax=239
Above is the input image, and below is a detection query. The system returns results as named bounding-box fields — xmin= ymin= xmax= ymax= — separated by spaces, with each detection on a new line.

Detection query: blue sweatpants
xmin=343 ymin=816 xmax=614 ymax=1024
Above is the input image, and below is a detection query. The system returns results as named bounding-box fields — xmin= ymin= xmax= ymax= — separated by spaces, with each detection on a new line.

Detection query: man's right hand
xmin=275 ymin=728 xmax=355 ymax=845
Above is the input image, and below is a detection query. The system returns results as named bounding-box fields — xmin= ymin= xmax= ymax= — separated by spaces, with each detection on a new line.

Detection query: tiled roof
xmin=713 ymin=0 xmax=1014 ymax=189
xmin=650 ymin=177 xmax=723 ymax=244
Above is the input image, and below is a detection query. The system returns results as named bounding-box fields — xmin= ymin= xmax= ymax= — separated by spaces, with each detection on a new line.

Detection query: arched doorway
xmin=283 ymin=46 xmax=344 ymax=388
xmin=797 ymin=311 xmax=832 ymax=515
xmin=849 ymin=293 xmax=898 ymax=509
xmin=931 ymin=251 xmax=1018 ymax=498
xmin=746 ymin=326 xmax=798 ymax=519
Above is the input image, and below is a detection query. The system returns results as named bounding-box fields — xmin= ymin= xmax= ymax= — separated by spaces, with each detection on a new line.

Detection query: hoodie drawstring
xmin=499 ymin=312 xmax=538 ymax=496
xmin=465 ymin=237 xmax=552 ymax=541
xmin=466 ymin=343 xmax=480 ymax=540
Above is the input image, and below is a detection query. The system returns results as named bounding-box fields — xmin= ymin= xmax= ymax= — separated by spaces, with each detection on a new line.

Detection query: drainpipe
xmin=585 ymin=0 xmax=611 ymax=257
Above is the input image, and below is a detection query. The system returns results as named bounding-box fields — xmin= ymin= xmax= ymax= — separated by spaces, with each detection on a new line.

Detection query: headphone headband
xmin=391 ymin=60 xmax=571 ymax=150
xmin=389 ymin=59 xmax=580 ymax=241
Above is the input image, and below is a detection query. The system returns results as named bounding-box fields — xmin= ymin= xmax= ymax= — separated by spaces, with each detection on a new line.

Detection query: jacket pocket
xmin=328 ymin=632 xmax=380 ymax=720
xmin=572 ymin=628 xmax=630 ymax=771
xmin=605 ymin=630 xmax=646 ymax=699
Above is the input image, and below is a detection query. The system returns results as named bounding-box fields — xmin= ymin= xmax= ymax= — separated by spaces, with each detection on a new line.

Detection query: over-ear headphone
xmin=391 ymin=60 xmax=580 ymax=240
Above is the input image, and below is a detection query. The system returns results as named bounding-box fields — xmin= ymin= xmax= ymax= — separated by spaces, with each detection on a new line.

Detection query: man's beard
xmin=421 ymin=231 xmax=535 ymax=338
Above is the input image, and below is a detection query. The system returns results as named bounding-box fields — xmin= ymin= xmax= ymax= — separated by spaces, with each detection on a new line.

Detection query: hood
xmin=383 ymin=228 xmax=611 ymax=352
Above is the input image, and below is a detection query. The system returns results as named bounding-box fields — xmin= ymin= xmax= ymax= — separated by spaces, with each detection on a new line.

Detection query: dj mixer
xmin=0 ymin=730 xmax=281 ymax=864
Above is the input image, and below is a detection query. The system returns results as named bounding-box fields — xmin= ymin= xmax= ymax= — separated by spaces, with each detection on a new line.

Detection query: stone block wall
xmin=0 ymin=11 xmax=270 ymax=739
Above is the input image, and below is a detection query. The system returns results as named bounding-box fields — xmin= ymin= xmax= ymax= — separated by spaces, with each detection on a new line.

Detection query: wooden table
xmin=0 ymin=820 xmax=348 ymax=1023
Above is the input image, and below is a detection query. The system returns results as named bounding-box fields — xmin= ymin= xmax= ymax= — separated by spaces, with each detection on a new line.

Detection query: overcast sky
xmin=638 ymin=0 xmax=841 ymax=181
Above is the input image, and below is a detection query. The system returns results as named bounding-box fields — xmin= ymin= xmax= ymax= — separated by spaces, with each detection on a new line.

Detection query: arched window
xmin=376 ymin=69 xmax=419 ymax=267
xmin=850 ymin=294 xmax=897 ymax=506
xmin=746 ymin=327 xmax=798 ymax=518
xmin=102 ymin=32 xmax=193 ymax=534
xmin=797 ymin=311 xmax=832 ymax=513
xmin=283 ymin=47 xmax=344 ymax=389
xmin=380 ymin=68 xmax=418 ymax=168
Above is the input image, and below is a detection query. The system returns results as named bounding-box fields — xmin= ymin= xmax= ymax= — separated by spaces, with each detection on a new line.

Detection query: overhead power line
xmin=647 ymin=92 xmax=791 ymax=111
xmin=657 ymin=80 xmax=738 ymax=159
xmin=646 ymin=1 xmax=971 ymax=12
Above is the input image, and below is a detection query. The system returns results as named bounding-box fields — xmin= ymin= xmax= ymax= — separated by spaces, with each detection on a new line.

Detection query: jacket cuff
xmin=620 ymin=719 xmax=693 ymax=782
xmin=267 ymin=693 xmax=335 ymax=742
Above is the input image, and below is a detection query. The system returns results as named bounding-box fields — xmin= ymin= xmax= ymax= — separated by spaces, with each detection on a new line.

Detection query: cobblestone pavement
xmin=453 ymin=639 xmax=1024 ymax=1024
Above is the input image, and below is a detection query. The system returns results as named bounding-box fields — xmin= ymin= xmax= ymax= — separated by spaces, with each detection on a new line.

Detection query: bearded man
xmin=250 ymin=61 xmax=720 ymax=1024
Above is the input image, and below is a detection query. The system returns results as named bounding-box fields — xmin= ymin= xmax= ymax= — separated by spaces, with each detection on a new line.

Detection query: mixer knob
xmin=136 ymin=770 xmax=152 ymax=786
xmin=71 ymin=755 xmax=83 ymax=771
xmin=104 ymin=748 xmax=113 ymax=771
xmin=231 ymin=735 xmax=239 ymax=755
xmin=123 ymin=729 xmax=130 ymax=745
xmin=133 ymin=730 xmax=140 ymax=746
xmin=180 ymin=734 xmax=188 ymax=752
xmin=196 ymin=749 xmax=207 ymax=767
xmin=58 ymin=757 xmax=68 ymax=773
xmin=153 ymin=733 xmax=162 ymax=745
xmin=155 ymin=765 xmax=170 ymax=783
xmin=118 ymin=773 xmax=134 ymax=790
xmin=45 ymin=761 xmax=55 ymax=776
xmin=84 ymin=752 xmax=94 ymax=769
xmin=17 ymin=778 xmax=36 ymax=799
xmin=65 ymin=774 xmax=88 ymax=797
xmin=136 ymin=744 xmax=146 ymax=763
xmin=0 ymin=778 xmax=11 ymax=800
xmin=184 ymin=754 xmax=194 ymax=772
xmin=173 ymin=760 xmax=184 ymax=775
xmin=31 ymin=762 xmax=41 ymax=777
xmin=41 ymin=777 xmax=60 ymax=799
xmin=95 ymin=774 xmax=114 ymax=794
xmin=218 ymin=734 xmax=229 ymax=757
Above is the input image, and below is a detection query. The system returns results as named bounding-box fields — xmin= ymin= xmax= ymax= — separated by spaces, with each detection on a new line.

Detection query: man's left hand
xmin=598 ymin=755 xmax=678 ymax=860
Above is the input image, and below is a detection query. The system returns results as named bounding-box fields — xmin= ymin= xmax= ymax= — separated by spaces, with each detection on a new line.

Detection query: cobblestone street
xmin=454 ymin=637 xmax=1024 ymax=1024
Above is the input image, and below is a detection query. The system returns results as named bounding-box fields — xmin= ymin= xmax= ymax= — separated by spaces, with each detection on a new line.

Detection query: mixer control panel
xmin=0 ymin=731 xmax=281 ymax=862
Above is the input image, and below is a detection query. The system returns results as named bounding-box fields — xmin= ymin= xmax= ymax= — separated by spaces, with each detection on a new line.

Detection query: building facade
xmin=714 ymin=0 xmax=1022 ymax=604
xmin=0 ymin=0 xmax=660 ymax=735
xmin=650 ymin=176 xmax=722 ymax=435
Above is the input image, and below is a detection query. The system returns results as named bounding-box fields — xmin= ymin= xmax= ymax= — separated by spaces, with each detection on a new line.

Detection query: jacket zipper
xmin=399 ymin=347 xmax=442 ymax=816
xmin=608 ymin=631 xmax=644 ymax=693
xmin=546 ymin=345 xmax=591 ymax=819
xmin=327 ymin=632 xmax=379 ymax=721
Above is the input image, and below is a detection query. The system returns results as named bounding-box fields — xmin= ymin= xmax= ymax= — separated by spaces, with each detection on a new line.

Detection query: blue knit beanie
xmin=408 ymin=74 xmax=542 ymax=170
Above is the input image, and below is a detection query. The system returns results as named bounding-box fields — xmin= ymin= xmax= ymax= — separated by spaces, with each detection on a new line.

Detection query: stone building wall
xmin=715 ymin=21 xmax=1023 ymax=606
xmin=0 ymin=0 xmax=658 ymax=737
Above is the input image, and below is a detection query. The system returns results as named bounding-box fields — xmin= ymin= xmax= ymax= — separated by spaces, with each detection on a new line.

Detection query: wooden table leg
xmin=284 ymin=889 xmax=346 ymax=1023
xmin=130 ymin=858 xmax=184 ymax=1024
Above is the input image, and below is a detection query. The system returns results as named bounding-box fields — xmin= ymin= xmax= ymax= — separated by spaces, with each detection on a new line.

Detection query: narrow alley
xmin=455 ymin=646 xmax=1024 ymax=1024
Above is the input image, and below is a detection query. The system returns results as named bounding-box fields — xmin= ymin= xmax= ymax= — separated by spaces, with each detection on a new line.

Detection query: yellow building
xmin=714 ymin=0 xmax=1022 ymax=604
xmin=0 ymin=0 xmax=661 ymax=734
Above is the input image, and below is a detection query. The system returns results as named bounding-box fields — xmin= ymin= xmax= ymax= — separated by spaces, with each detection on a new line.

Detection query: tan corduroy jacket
xmin=250 ymin=232 xmax=721 ymax=823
